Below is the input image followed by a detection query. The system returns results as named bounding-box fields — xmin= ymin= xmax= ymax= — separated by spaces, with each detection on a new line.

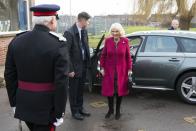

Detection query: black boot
xmin=115 ymin=96 xmax=122 ymax=120
xmin=105 ymin=97 xmax=114 ymax=119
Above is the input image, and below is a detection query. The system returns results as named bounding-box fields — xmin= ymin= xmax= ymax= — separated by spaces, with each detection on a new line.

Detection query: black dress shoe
xmin=105 ymin=110 xmax=114 ymax=119
xmin=115 ymin=112 xmax=121 ymax=120
xmin=72 ymin=112 xmax=84 ymax=120
xmin=79 ymin=110 xmax=91 ymax=117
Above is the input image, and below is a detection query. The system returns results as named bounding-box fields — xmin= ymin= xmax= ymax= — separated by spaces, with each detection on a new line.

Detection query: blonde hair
xmin=109 ymin=23 xmax=125 ymax=36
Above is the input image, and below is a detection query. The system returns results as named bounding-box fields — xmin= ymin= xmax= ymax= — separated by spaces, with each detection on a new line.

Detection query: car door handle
xmin=168 ymin=58 xmax=180 ymax=62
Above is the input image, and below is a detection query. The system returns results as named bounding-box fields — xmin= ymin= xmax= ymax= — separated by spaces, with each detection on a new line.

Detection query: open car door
xmin=86 ymin=34 xmax=105 ymax=92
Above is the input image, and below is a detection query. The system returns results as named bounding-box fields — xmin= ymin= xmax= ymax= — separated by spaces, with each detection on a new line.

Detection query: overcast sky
xmin=35 ymin=0 xmax=136 ymax=16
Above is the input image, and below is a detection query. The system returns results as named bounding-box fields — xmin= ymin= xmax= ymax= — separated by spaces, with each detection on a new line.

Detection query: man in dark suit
xmin=63 ymin=12 xmax=91 ymax=120
xmin=168 ymin=19 xmax=179 ymax=30
xmin=4 ymin=4 xmax=69 ymax=131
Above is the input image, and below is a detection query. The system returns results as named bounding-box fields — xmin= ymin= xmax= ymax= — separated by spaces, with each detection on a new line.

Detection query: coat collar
xmin=72 ymin=23 xmax=87 ymax=34
xmin=109 ymin=37 xmax=126 ymax=44
xmin=33 ymin=24 xmax=50 ymax=32
xmin=72 ymin=23 xmax=80 ymax=35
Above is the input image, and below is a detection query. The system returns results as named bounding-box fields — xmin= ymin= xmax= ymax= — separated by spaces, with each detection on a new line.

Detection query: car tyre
xmin=176 ymin=72 xmax=196 ymax=104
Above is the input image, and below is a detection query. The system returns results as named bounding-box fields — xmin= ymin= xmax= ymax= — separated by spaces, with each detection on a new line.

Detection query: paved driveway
xmin=0 ymin=87 xmax=196 ymax=131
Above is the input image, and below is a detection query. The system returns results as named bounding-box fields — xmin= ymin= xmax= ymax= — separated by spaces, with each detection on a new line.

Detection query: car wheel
xmin=176 ymin=72 xmax=196 ymax=104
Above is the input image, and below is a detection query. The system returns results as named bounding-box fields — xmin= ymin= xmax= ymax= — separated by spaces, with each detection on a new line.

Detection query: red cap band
xmin=33 ymin=11 xmax=57 ymax=16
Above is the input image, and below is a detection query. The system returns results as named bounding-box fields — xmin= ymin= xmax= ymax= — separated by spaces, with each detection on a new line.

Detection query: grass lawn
xmin=190 ymin=28 xmax=196 ymax=31
xmin=89 ymin=26 xmax=196 ymax=48
xmin=89 ymin=35 xmax=104 ymax=48
xmin=124 ymin=26 xmax=165 ymax=34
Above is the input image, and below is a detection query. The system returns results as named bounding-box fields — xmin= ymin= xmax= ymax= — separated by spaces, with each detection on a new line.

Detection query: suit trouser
xmin=25 ymin=121 xmax=55 ymax=131
xmin=69 ymin=65 xmax=86 ymax=115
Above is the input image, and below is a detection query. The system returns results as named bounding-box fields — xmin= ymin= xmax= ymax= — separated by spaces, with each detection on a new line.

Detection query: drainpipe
xmin=24 ymin=0 xmax=30 ymax=30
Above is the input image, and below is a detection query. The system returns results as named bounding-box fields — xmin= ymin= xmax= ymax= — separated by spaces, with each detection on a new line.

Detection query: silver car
xmin=127 ymin=30 xmax=196 ymax=104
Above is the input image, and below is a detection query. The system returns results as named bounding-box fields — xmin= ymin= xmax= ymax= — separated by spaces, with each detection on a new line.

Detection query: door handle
xmin=168 ymin=58 xmax=180 ymax=62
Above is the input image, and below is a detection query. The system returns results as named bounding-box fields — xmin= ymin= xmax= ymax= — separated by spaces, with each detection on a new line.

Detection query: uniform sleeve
xmin=63 ymin=31 xmax=74 ymax=73
xmin=125 ymin=38 xmax=132 ymax=70
xmin=100 ymin=39 xmax=107 ymax=69
xmin=54 ymin=43 xmax=69 ymax=119
xmin=4 ymin=39 xmax=18 ymax=107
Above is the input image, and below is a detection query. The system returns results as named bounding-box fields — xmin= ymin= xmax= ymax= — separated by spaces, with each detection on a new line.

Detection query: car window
xmin=144 ymin=36 xmax=178 ymax=52
xmin=128 ymin=37 xmax=143 ymax=56
xmin=128 ymin=37 xmax=142 ymax=46
xmin=179 ymin=38 xmax=196 ymax=53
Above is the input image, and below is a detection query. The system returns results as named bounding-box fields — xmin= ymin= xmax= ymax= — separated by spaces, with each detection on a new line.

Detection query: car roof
xmin=126 ymin=30 xmax=196 ymax=39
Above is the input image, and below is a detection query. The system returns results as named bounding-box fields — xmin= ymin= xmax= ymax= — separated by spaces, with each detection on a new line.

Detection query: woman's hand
xmin=128 ymin=70 xmax=132 ymax=76
xmin=68 ymin=72 xmax=75 ymax=78
xmin=100 ymin=69 xmax=104 ymax=76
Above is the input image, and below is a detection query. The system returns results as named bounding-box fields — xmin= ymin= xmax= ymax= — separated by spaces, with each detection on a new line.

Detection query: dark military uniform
xmin=4 ymin=24 xmax=69 ymax=130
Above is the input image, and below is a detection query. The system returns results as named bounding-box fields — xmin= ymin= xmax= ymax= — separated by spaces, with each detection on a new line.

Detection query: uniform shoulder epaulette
xmin=49 ymin=31 xmax=67 ymax=42
xmin=16 ymin=31 xmax=28 ymax=36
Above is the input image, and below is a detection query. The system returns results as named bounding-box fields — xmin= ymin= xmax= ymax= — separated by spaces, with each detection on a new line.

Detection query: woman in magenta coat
xmin=100 ymin=23 xmax=132 ymax=120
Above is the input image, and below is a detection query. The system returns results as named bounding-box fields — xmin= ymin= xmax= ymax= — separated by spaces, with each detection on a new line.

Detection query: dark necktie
xmin=81 ymin=29 xmax=87 ymax=60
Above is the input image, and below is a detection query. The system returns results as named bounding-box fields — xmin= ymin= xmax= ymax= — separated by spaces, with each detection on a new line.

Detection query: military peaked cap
xmin=30 ymin=4 xmax=60 ymax=16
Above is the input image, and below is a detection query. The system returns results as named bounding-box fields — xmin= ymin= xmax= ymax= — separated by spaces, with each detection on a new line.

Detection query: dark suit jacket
xmin=63 ymin=23 xmax=90 ymax=77
xmin=168 ymin=26 xmax=175 ymax=30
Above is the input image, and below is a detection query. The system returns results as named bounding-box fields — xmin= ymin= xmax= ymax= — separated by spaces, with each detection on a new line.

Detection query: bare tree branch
xmin=189 ymin=1 xmax=196 ymax=17
xmin=137 ymin=0 xmax=195 ymax=29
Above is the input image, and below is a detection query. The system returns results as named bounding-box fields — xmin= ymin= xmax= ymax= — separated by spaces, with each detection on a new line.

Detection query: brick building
xmin=0 ymin=32 xmax=21 ymax=65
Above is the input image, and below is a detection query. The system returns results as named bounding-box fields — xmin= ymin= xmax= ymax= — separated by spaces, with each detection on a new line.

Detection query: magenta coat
xmin=100 ymin=37 xmax=132 ymax=96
